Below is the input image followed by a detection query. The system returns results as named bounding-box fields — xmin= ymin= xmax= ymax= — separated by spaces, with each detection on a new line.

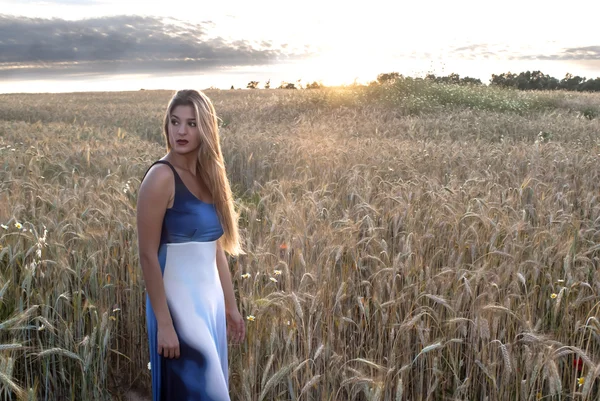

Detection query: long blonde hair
xmin=163 ymin=89 xmax=243 ymax=255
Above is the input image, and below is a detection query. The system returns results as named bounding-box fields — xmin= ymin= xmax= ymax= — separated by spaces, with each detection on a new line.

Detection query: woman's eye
xmin=189 ymin=122 xmax=196 ymax=127
xmin=171 ymin=120 xmax=178 ymax=125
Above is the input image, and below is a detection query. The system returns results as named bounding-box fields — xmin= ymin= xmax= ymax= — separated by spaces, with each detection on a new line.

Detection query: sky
xmin=1 ymin=0 xmax=600 ymax=93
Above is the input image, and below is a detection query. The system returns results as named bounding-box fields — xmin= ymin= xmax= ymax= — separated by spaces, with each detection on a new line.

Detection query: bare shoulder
xmin=137 ymin=163 xmax=174 ymax=252
xmin=138 ymin=163 xmax=174 ymax=208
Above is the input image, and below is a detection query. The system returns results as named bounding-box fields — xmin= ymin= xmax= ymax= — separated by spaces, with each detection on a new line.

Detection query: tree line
xmin=237 ymin=70 xmax=600 ymax=92
xmin=242 ymin=79 xmax=323 ymax=90
xmin=377 ymin=71 xmax=600 ymax=92
xmin=490 ymin=71 xmax=600 ymax=91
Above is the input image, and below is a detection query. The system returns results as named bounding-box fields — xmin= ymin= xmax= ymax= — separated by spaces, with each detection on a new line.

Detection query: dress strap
xmin=141 ymin=160 xmax=183 ymax=184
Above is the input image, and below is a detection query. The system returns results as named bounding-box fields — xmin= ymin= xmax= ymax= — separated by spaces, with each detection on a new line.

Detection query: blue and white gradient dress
xmin=143 ymin=160 xmax=229 ymax=401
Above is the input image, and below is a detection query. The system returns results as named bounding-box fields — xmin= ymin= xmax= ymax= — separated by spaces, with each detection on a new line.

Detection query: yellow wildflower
xmin=550 ymin=293 xmax=557 ymax=299
xmin=14 ymin=222 xmax=22 ymax=229
xmin=270 ymin=277 xmax=278 ymax=283
xmin=274 ymin=270 xmax=282 ymax=275
xmin=246 ymin=315 xmax=255 ymax=322
xmin=241 ymin=273 xmax=251 ymax=279
xmin=578 ymin=377 xmax=585 ymax=387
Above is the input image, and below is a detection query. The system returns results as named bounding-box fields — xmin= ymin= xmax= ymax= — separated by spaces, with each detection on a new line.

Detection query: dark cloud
xmin=450 ymin=43 xmax=600 ymax=62
xmin=510 ymin=47 xmax=600 ymax=61
xmin=0 ymin=14 xmax=304 ymax=79
xmin=558 ymin=46 xmax=600 ymax=60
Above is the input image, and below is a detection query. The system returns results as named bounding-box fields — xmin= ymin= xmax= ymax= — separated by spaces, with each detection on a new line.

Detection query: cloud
xmin=0 ymin=14 xmax=306 ymax=79
xmin=556 ymin=46 xmax=600 ymax=60
xmin=500 ymin=46 xmax=600 ymax=61
xmin=449 ymin=43 xmax=515 ymax=60
xmin=445 ymin=42 xmax=600 ymax=64
xmin=508 ymin=47 xmax=600 ymax=61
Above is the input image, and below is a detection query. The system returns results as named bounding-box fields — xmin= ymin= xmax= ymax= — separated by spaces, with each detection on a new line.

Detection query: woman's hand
xmin=157 ymin=323 xmax=180 ymax=359
xmin=226 ymin=308 xmax=245 ymax=344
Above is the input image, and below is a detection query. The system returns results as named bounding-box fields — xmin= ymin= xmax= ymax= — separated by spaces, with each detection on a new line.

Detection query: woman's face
xmin=168 ymin=105 xmax=201 ymax=155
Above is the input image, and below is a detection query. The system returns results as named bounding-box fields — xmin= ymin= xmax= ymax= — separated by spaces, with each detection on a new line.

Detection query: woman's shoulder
xmin=136 ymin=161 xmax=175 ymax=218
xmin=140 ymin=161 xmax=175 ymax=192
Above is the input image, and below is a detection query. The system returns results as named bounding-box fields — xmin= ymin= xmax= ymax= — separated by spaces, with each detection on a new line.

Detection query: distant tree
xmin=377 ymin=72 xmax=401 ymax=84
xmin=491 ymin=71 xmax=563 ymax=90
xmin=546 ymin=77 xmax=560 ymax=90
xmin=527 ymin=71 xmax=560 ymax=90
xmin=580 ymin=77 xmax=600 ymax=92
xmin=443 ymin=73 xmax=461 ymax=84
xmin=265 ymin=79 xmax=271 ymax=89
xmin=460 ymin=76 xmax=483 ymax=85
xmin=247 ymin=81 xmax=259 ymax=89
xmin=515 ymin=71 xmax=532 ymax=90
xmin=306 ymin=81 xmax=323 ymax=89
xmin=278 ymin=81 xmax=297 ymax=89
xmin=425 ymin=73 xmax=481 ymax=85
xmin=490 ymin=72 xmax=518 ymax=88
xmin=531 ymin=71 xmax=558 ymax=90
xmin=230 ymin=85 xmax=235 ymax=90
xmin=514 ymin=71 xmax=548 ymax=90
xmin=560 ymin=73 xmax=586 ymax=91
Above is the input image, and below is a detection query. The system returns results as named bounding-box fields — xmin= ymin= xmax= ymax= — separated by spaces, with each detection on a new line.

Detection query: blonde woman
xmin=137 ymin=89 xmax=244 ymax=400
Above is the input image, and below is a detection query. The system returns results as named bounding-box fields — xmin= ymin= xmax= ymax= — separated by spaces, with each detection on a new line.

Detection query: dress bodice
xmin=143 ymin=160 xmax=224 ymax=244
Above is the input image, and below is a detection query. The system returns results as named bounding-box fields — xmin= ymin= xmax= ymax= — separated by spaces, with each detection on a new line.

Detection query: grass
xmin=0 ymin=82 xmax=599 ymax=400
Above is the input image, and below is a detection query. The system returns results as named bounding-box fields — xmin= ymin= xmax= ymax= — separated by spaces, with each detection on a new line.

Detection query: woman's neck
xmin=167 ymin=152 xmax=197 ymax=175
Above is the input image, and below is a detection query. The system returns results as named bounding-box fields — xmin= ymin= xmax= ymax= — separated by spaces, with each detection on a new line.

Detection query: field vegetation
xmin=1 ymin=80 xmax=600 ymax=400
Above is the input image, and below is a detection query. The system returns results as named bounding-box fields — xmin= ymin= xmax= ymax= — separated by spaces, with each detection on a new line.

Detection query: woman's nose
xmin=178 ymin=124 xmax=186 ymax=134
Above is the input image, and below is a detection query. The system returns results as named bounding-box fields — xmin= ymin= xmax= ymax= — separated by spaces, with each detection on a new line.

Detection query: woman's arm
xmin=216 ymin=242 xmax=245 ymax=343
xmin=137 ymin=164 xmax=180 ymax=359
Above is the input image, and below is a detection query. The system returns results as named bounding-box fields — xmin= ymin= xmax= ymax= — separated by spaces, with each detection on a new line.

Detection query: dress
xmin=142 ymin=160 xmax=229 ymax=401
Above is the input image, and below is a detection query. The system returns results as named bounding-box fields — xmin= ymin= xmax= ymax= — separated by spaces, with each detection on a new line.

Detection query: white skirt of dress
xmin=150 ymin=240 xmax=229 ymax=401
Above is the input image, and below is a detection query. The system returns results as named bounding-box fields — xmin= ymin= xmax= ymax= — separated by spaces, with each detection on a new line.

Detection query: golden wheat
xmin=0 ymin=87 xmax=599 ymax=400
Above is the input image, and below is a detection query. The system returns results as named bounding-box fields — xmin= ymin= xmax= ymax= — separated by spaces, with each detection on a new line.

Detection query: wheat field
xmin=0 ymin=84 xmax=599 ymax=400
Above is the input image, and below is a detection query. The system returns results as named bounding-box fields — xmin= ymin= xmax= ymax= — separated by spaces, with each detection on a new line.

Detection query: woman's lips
xmin=176 ymin=140 xmax=188 ymax=145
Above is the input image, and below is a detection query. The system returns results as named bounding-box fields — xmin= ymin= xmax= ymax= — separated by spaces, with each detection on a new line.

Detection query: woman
xmin=137 ymin=89 xmax=245 ymax=401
